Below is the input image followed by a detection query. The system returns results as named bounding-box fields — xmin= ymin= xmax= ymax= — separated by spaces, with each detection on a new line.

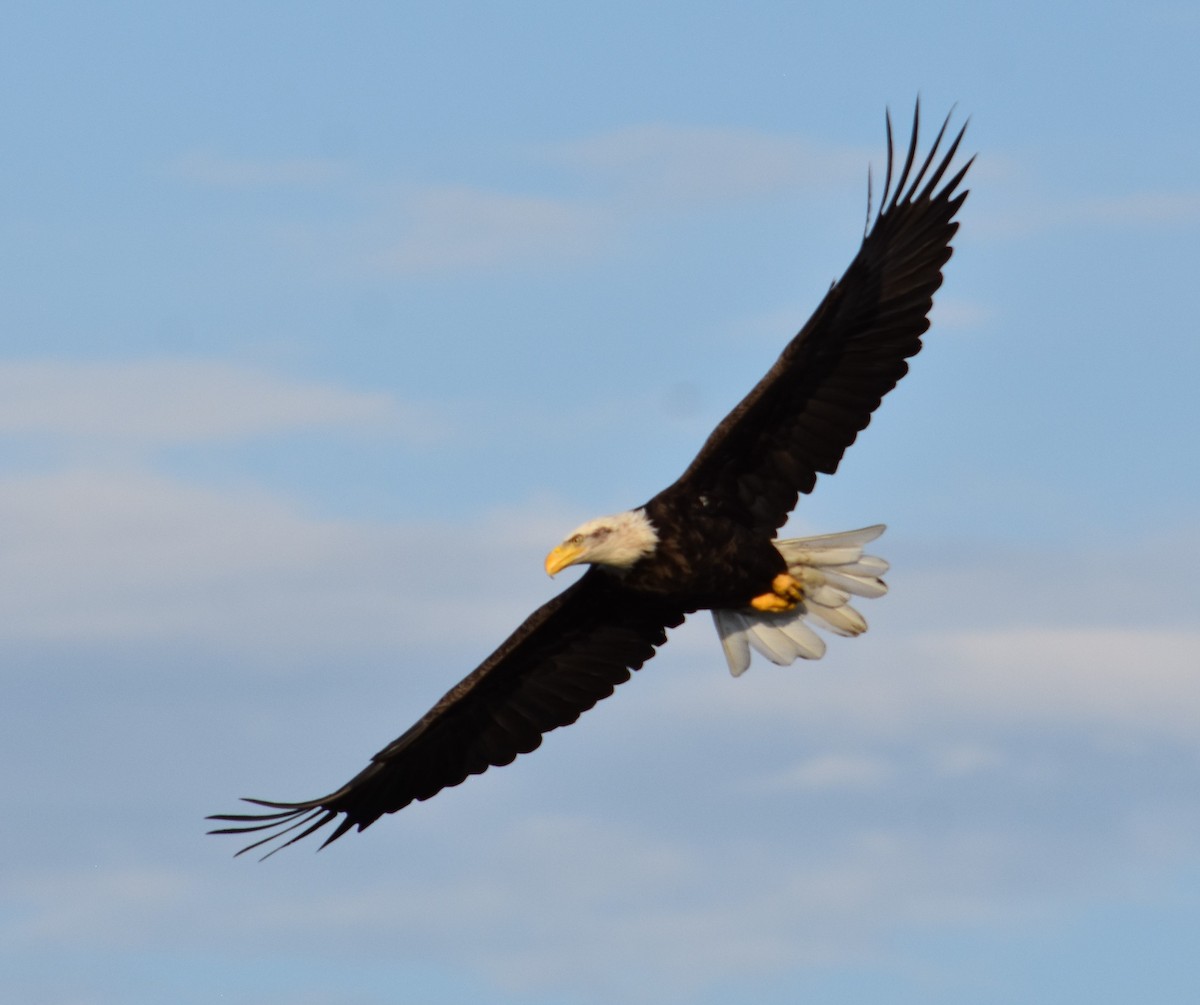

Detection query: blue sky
xmin=3 ymin=2 xmax=1199 ymax=1003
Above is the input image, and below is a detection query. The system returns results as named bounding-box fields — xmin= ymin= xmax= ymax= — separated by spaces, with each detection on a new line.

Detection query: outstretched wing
xmin=209 ymin=571 xmax=685 ymax=857
xmin=664 ymin=104 xmax=973 ymax=535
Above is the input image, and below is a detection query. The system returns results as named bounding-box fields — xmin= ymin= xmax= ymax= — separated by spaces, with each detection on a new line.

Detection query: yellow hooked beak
xmin=544 ymin=541 xmax=585 ymax=577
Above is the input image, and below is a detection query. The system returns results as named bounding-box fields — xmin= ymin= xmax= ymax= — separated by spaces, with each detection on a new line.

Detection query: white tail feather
xmin=712 ymin=524 xmax=888 ymax=676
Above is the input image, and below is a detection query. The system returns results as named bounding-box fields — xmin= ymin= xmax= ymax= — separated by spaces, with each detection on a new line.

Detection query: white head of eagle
xmin=545 ymin=509 xmax=659 ymax=575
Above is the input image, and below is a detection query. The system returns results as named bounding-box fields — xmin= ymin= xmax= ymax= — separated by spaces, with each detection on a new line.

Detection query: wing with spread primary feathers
xmin=209 ymin=571 xmax=685 ymax=857
xmin=211 ymin=104 xmax=973 ymax=858
xmin=665 ymin=104 xmax=972 ymax=535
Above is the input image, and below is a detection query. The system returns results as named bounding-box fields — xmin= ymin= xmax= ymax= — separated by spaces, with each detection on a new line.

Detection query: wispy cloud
xmin=1074 ymin=190 xmax=1200 ymax=227
xmin=751 ymin=753 xmax=896 ymax=792
xmin=355 ymin=127 xmax=865 ymax=276
xmin=921 ymin=626 xmax=1200 ymax=738
xmin=170 ymin=151 xmax=347 ymax=188
xmin=659 ymin=625 xmax=1200 ymax=745
xmin=372 ymin=185 xmax=612 ymax=274
xmin=196 ymin=123 xmax=876 ymax=278
xmin=544 ymin=123 xmax=865 ymax=205
xmin=975 ymin=188 xmax=1200 ymax=238
xmin=0 ymin=468 xmax=567 ymax=653
xmin=0 ymin=358 xmax=437 ymax=447
xmin=4 ymin=506 xmax=1199 ymax=1001
xmin=10 ymin=866 xmax=193 ymax=946
xmin=929 ymin=296 xmax=992 ymax=331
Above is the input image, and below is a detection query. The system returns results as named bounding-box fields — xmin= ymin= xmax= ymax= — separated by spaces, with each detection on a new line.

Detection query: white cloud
xmin=751 ymin=752 xmax=895 ymax=792
xmin=918 ymin=627 xmax=1200 ymax=739
xmin=657 ymin=625 xmax=1200 ymax=748
xmin=930 ymin=742 xmax=1007 ymax=777
xmin=975 ymin=188 xmax=1200 ymax=238
xmin=8 ymin=867 xmax=194 ymax=946
xmin=372 ymin=185 xmax=612 ymax=274
xmin=0 ymin=467 xmax=568 ymax=655
xmin=1076 ymin=190 xmax=1200 ymax=227
xmin=545 ymin=124 xmax=865 ymax=204
xmin=262 ymin=124 xmax=877 ymax=278
xmin=181 ymin=765 xmax=1198 ymax=1001
xmin=0 ymin=358 xmax=435 ymax=447
xmin=6 ymin=445 xmax=1194 ymax=748
xmin=5 ymin=508 xmax=1200 ymax=1002
xmin=171 ymin=151 xmax=347 ymax=188
xmin=1 ymin=355 xmax=1195 ymax=1005
xmin=929 ymin=296 xmax=992 ymax=331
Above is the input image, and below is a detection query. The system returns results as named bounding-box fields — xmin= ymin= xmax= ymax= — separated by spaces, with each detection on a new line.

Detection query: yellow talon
xmin=750 ymin=592 xmax=792 ymax=612
xmin=773 ymin=573 xmax=804 ymax=602
xmin=748 ymin=573 xmax=804 ymax=612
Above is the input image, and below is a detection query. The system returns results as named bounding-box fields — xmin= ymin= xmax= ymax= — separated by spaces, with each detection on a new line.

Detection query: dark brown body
xmin=629 ymin=494 xmax=787 ymax=610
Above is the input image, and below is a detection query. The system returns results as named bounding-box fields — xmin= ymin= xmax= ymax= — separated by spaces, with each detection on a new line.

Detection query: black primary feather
xmin=210 ymin=572 xmax=685 ymax=857
xmin=209 ymin=103 xmax=971 ymax=857
xmin=666 ymin=104 xmax=972 ymax=535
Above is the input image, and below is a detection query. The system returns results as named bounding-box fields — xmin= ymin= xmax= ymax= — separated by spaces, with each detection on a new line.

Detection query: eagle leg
xmin=748 ymin=573 xmax=804 ymax=612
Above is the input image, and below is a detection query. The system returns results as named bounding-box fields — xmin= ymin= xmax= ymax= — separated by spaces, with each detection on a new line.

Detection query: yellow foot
xmin=749 ymin=573 xmax=805 ymax=612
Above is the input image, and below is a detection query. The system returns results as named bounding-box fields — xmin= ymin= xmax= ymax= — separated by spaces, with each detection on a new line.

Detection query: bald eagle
xmin=211 ymin=105 xmax=972 ymax=857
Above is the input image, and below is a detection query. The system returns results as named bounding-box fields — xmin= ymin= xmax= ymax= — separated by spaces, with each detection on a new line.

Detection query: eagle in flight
xmin=211 ymin=104 xmax=972 ymax=857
